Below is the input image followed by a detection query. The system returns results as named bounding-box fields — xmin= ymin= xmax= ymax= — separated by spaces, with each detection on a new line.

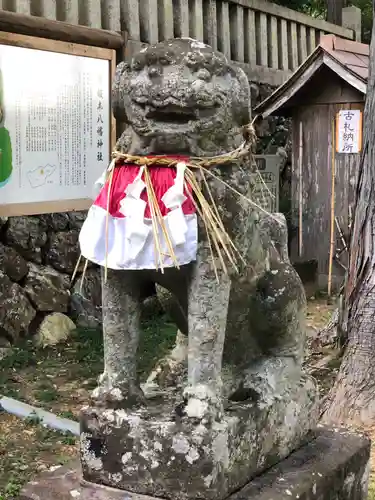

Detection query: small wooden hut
xmin=255 ymin=35 xmax=369 ymax=293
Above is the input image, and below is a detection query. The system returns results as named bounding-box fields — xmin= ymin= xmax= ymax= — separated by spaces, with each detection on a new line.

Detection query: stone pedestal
xmin=79 ymin=376 xmax=318 ymax=500
xmin=19 ymin=428 xmax=370 ymax=500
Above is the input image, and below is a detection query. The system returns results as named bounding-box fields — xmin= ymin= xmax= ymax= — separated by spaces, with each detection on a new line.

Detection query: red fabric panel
xmin=94 ymin=158 xmax=196 ymax=219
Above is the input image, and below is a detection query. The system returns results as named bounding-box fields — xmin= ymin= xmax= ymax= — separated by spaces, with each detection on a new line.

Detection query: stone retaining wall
xmin=0 ymin=212 xmax=102 ymax=345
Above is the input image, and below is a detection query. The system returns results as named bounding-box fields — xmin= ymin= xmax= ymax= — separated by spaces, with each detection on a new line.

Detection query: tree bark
xmin=322 ymin=0 xmax=375 ymax=427
xmin=326 ymin=0 xmax=346 ymax=25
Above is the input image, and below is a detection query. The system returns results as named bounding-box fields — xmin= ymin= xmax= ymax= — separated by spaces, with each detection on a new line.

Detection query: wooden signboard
xmin=0 ymin=30 xmax=116 ymax=216
xmin=336 ymin=109 xmax=363 ymax=154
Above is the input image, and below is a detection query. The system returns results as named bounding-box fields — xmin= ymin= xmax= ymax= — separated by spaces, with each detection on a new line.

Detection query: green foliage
xmin=272 ymin=0 xmax=326 ymax=17
xmin=271 ymin=0 xmax=373 ymax=43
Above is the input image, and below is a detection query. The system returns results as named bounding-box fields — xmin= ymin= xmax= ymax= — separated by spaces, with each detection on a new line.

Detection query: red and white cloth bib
xmin=79 ymin=157 xmax=198 ymax=270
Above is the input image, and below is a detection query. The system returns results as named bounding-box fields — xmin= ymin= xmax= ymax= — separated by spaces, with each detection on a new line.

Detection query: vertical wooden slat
xmin=205 ymin=0 xmax=217 ymax=50
xmin=307 ymin=27 xmax=317 ymax=54
xmin=245 ymin=8 xmax=256 ymax=66
xmin=174 ymin=0 xmax=189 ymax=38
xmin=311 ymin=29 xmax=317 ymax=49
xmin=101 ymin=0 xmax=121 ymax=31
xmin=121 ymin=0 xmax=140 ymax=40
xmin=62 ymin=0 xmax=80 ymax=25
xmin=218 ymin=1 xmax=231 ymax=58
xmin=159 ymin=0 xmax=174 ymax=40
xmin=319 ymin=30 xmax=325 ymax=43
xmin=15 ymin=0 xmax=31 ymax=15
xmin=279 ymin=18 xmax=288 ymax=70
xmin=299 ymin=24 xmax=308 ymax=64
xmin=140 ymin=0 xmax=158 ymax=44
xmin=257 ymin=12 xmax=267 ymax=67
xmin=31 ymin=0 xmax=57 ymax=19
xmin=190 ymin=0 xmax=204 ymax=41
xmin=290 ymin=21 xmax=298 ymax=70
xmin=230 ymin=5 xmax=244 ymax=62
xmin=269 ymin=15 xmax=278 ymax=69
xmin=85 ymin=0 xmax=102 ymax=28
xmin=44 ymin=0 xmax=57 ymax=20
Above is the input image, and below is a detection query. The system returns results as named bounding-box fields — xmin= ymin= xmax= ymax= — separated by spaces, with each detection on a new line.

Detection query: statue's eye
xmin=148 ymin=66 xmax=162 ymax=78
xmin=213 ymin=64 xmax=226 ymax=76
xmin=184 ymin=53 xmax=198 ymax=68
xmin=131 ymin=60 xmax=143 ymax=71
xmin=196 ymin=68 xmax=211 ymax=81
xmin=159 ymin=57 xmax=169 ymax=66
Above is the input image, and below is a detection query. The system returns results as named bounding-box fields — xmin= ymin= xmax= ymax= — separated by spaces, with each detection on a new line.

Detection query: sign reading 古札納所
xmin=336 ymin=109 xmax=363 ymax=154
xmin=0 ymin=33 xmax=116 ymax=217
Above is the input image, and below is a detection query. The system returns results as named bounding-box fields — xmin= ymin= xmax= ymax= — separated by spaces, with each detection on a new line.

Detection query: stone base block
xmin=19 ymin=427 xmax=371 ymax=500
xmin=79 ymin=377 xmax=318 ymax=500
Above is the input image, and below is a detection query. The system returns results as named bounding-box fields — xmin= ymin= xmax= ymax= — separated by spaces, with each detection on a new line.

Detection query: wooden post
xmin=279 ymin=19 xmax=288 ymax=70
xmin=299 ymin=24 xmax=307 ymax=64
xmin=298 ymin=121 xmax=303 ymax=257
xmin=342 ymin=6 xmax=362 ymax=42
xmin=219 ymin=2 xmax=231 ymax=58
xmin=269 ymin=15 xmax=278 ymax=69
xmin=258 ymin=12 xmax=268 ymax=67
xmin=245 ymin=9 xmax=256 ymax=66
xmin=328 ymin=118 xmax=336 ymax=297
xmin=290 ymin=21 xmax=298 ymax=70
xmin=205 ymin=0 xmax=217 ymax=51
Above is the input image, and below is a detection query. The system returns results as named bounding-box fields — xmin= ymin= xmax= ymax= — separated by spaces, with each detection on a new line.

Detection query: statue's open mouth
xmin=146 ymin=105 xmax=196 ymax=123
xmin=134 ymin=102 xmax=219 ymax=125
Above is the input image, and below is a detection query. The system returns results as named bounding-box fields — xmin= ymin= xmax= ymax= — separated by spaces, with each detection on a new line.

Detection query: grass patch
xmin=369 ymin=478 xmax=375 ymax=500
xmin=0 ymin=315 xmax=176 ymax=417
xmin=0 ymin=314 xmax=176 ymax=498
xmin=0 ymin=413 xmax=77 ymax=500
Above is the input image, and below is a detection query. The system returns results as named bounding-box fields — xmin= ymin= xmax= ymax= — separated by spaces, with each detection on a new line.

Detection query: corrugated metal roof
xmin=255 ymin=35 xmax=368 ymax=117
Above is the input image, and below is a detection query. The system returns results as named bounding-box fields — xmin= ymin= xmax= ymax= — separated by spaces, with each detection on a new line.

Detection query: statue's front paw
xmin=242 ymin=373 xmax=275 ymax=408
xmin=242 ymin=358 xmax=299 ymax=408
xmin=178 ymin=384 xmax=223 ymax=422
xmin=91 ymin=372 xmax=145 ymax=408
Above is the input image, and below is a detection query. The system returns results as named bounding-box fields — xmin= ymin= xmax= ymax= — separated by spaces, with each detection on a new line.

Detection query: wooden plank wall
xmin=0 ymin=0 xmax=355 ymax=86
xmin=290 ymin=75 xmax=364 ymax=287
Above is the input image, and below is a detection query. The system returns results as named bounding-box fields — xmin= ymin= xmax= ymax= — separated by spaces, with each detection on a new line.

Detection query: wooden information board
xmin=0 ymin=30 xmax=116 ymax=216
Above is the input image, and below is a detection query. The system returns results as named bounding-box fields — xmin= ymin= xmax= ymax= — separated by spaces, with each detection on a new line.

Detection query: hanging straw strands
xmin=73 ymin=123 xmax=277 ymax=286
xmin=144 ymin=166 xmax=180 ymax=271
xmin=104 ymin=165 xmax=115 ymax=283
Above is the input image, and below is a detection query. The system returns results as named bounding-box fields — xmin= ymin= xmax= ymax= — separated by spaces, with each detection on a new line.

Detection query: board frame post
xmin=327 ymin=117 xmax=337 ymax=297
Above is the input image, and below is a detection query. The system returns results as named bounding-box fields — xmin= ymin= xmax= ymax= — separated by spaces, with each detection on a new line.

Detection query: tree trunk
xmin=322 ymin=1 xmax=375 ymax=427
xmin=326 ymin=0 xmax=346 ymax=25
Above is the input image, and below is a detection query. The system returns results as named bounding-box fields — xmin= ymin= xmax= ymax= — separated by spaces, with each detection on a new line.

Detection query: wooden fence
xmin=0 ymin=0 xmax=359 ymax=85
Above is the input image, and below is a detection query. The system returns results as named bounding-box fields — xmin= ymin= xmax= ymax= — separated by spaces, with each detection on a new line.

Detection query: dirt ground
xmin=0 ymin=299 xmax=374 ymax=499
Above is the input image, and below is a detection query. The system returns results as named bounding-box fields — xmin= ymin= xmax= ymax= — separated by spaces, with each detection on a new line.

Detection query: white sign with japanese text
xmin=336 ymin=109 xmax=362 ymax=154
xmin=0 ymin=43 xmax=110 ymax=211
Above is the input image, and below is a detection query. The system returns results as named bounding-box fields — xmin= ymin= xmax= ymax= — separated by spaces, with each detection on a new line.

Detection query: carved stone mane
xmin=112 ymin=38 xmax=250 ymax=156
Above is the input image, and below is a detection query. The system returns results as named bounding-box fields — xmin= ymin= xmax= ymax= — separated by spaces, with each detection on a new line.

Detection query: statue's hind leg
xmin=91 ymin=268 xmax=145 ymax=408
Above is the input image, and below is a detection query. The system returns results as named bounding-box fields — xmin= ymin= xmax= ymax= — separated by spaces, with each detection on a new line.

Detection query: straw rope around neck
xmin=72 ymin=122 xmax=279 ymax=287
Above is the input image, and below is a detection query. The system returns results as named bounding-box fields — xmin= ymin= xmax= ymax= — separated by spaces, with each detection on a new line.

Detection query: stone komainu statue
xmin=79 ymin=38 xmax=318 ymax=500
